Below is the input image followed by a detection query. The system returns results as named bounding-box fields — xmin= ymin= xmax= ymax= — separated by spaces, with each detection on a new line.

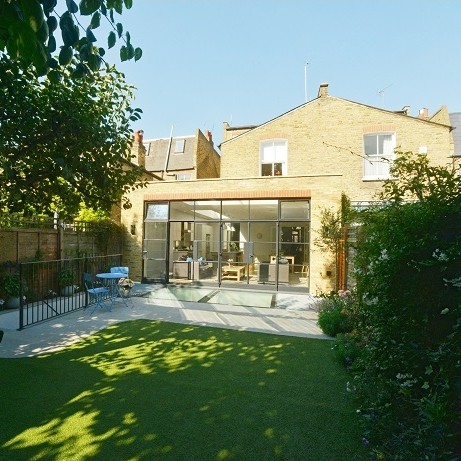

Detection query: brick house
xmin=141 ymin=128 xmax=220 ymax=180
xmin=120 ymin=83 xmax=455 ymax=294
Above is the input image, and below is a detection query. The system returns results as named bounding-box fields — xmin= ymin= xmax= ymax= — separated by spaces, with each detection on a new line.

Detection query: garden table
xmin=96 ymin=272 xmax=126 ymax=302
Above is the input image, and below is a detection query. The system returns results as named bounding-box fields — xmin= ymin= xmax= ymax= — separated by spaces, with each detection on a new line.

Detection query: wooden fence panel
xmin=0 ymin=227 xmax=122 ymax=265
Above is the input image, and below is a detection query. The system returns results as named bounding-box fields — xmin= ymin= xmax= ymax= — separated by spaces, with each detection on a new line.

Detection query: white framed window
xmin=363 ymin=133 xmax=395 ymax=180
xmin=176 ymin=173 xmax=192 ymax=181
xmin=260 ymin=140 xmax=287 ymax=176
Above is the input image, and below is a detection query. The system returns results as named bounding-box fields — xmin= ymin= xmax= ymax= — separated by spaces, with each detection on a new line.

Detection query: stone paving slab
xmin=0 ymin=291 xmax=329 ymax=358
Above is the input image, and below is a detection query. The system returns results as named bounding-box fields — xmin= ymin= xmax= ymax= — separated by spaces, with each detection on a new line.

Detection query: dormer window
xmin=260 ymin=140 xmax=287 ymax=176
xmin=175 ymin=139 xmax=185 ymax=153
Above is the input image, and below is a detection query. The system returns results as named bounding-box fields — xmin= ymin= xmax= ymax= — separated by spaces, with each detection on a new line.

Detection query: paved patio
xmin=0 ymin=287 xmax=329 ymax=358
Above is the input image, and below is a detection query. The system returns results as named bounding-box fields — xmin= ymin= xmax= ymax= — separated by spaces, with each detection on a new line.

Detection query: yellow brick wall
xmin=121 ymin=91 xmax=454 ymax=293
xmin=222 ymin=122 xmax=255 ymax=142
xmin=122 ymin=175 xmax=358 ymax=292
xmin=195 ymin=129 xmax=221 ymax=179
xmin=220 ymin=95 xmax=453 ymax=183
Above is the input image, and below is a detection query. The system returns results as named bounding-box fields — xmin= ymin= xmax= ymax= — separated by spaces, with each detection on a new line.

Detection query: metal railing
xmin=15 ymin=255 xmax=122 ymax=329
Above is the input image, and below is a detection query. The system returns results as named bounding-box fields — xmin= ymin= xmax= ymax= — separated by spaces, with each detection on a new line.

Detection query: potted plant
xmin=228 ymin=242 xmax=239 ymax=251
xmin=58 ymin=268 xmax=76 ymax=296
xmin=3 ymin=273 xmax=21 ymax=309
xmin=117 ymin=277 xmax=134 ymax=298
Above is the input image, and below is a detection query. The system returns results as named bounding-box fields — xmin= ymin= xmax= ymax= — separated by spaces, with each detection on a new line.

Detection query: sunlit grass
xmin=0 ymin=320 xmax=368 ymax=460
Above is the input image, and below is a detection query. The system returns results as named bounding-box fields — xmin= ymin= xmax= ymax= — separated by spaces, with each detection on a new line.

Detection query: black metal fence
xmin=14 ymin=254 xmax=122 ymax=329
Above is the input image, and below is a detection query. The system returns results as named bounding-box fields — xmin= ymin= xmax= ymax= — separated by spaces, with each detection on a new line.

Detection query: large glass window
xmin=145 ymin=203 xmax=168 ymax=221
xmin=145 ymin=199 xmax=311 ymax=291
xmin=280 ymin=201 xmax=310 ymax=220
xmin=363 ymin=133 xmax=395 ymax=179
xmin=249 ymin=200 xmax=278 ymax=220
xmin=170 ymin=201 xmax=194 ymax=220
xmin=222 ymin=200 xmax=250 ymax=221
xmin=194 ymin=201 xmax=221 ymax=221
xmin=260 ymin=140 xmax=287 ymax=176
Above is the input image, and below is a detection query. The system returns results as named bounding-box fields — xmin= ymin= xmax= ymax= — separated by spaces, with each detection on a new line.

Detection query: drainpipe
xmin=163 ymin=125 xmax=173 ymax=178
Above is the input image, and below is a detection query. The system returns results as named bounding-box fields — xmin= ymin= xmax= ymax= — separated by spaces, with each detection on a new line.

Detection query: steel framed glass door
xmin=143 ymin=203 xmax=168 ymax=283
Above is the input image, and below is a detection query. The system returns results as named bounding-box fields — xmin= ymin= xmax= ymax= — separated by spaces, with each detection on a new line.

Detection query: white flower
xmin=440 ymin=308 xmax=449 ymax=315
xmin=432 ymin=249 xmax=448 ymax=261
xmin=0 ymin=299 xmax=4 ymax=305
xmin=443 ymin=276 xmax=461 ymax=288
xmin=380 ymin=249 xmax=389 ymax=260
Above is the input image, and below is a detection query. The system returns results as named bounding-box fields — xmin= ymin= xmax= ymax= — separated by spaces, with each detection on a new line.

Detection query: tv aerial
xmin=377 ymin=84 xmax=392 ymax=106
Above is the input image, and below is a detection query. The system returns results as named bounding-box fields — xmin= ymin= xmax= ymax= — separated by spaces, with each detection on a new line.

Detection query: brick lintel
xmin=144 ymin=189 xmax=311 ymax=201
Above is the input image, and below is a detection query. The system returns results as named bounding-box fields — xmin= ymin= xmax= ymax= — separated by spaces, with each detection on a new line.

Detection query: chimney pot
xmin=134 ymin=130 xmax=144 ymax=143
xmin=418 ymin=108 xmax=429 ymax=119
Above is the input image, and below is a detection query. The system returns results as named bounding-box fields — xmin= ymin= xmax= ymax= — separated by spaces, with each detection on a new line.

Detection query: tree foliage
xmin=379 ymin=150 xmax=461 ymax=204
xmin=340 ymin=153 xmax=461 ymax=459
xmin=315 ymin=192 xmax=352 ymax=255
xmin=0 ymin=0 xmax=142 ymax=76
xmin=0 ymin=55 xmax=146 ymax=218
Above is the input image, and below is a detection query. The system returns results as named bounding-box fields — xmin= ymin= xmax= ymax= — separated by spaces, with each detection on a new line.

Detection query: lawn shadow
xmin=1 ymin=320 xmax=368 ymax=460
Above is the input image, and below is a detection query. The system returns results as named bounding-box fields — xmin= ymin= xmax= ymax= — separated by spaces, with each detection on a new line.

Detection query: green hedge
xmin=347 ymin=199 xmax=461 ymax=460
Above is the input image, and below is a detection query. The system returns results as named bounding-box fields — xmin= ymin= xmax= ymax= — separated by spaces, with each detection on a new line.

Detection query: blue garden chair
xmin=110 ymin=266 xmax=129 ymax=276
xmin=83 ymin=272 xmax=112 ymax=313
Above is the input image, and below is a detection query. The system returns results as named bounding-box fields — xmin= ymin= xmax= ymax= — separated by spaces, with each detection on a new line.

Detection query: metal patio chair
xmin=110 ymin=266 xmax=129 ymax=277
xmin=83 ymin=272 xmax=112 ymax=313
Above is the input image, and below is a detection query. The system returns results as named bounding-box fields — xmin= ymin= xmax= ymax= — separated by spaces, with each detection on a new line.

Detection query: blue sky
xmin=104 ymin=0 xmax=461 ymax=146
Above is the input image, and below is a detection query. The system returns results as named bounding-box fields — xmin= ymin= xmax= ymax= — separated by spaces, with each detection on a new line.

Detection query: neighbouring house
xmin=141 ymin=128 xmax=220 ymax=180
xmin=120 ymin=83 xmax=456 ymax=294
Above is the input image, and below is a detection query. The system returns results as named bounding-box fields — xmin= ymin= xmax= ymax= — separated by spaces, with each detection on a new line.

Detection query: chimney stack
xmin=318 ymin=82 xmax=329 ymax=98
xmin=206 ymin=130 xmax=213 ymax=144
xmin=132 ymin=130 xmax=146 ymax=168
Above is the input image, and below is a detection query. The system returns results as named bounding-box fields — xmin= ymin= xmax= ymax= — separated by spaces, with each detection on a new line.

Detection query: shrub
xmin=350 ymin=199 xmax=461 ymax=460
xmin=58 ymin=268 xmax=74 ymax=287
xmin=317 ymin=290 xmax=355 ymax=337
xmin=333 ymin=332 xmax=363 ymax=368
xmin=3 ymin=273 xmax=21 ymax=297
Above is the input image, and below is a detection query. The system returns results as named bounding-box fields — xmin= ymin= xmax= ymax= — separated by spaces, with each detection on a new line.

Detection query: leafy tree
xmin=315 ymin=193 xmax=352 ymax=254
xmin=76 ymin=203 xmax=110 ymax=221
xmin=0 ymin=0 xmax=142 ymax=76
xmin=378 ymin=150 xmax=461 ymax=204
xmin=0 ymin=55 xmax=146 ymax=218
xmin=315 ymin=192 xmax=353 ymax=290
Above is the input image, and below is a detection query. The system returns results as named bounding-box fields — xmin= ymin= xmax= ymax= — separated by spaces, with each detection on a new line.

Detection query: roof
xmin=143 ymin=135 xmax=196 ymax=172
xmin=221 ymin=85 xmax=451 ymax=145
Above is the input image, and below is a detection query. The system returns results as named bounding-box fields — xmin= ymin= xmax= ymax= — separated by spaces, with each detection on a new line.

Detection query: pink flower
xmin=338 ymin=290 xmax=351 ymax=298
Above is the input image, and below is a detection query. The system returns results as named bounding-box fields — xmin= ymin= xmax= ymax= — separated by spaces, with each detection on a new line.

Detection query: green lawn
xmin=0 ymin=320 xmax=368 ymax=461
